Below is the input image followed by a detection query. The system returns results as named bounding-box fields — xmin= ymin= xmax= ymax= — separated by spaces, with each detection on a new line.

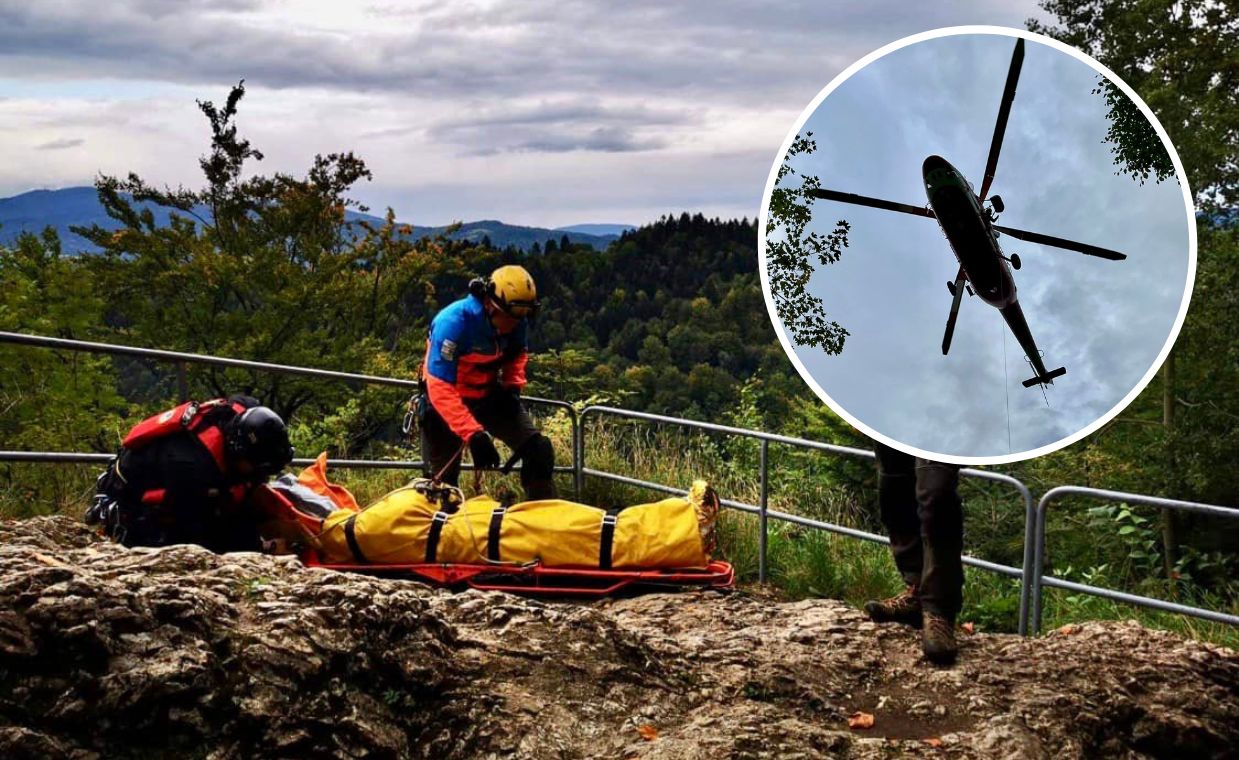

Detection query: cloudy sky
xmin=0 ymin=1 xmax=1050 ymax=228
xmin=778 ymin=33 xmax=1191 ymax=459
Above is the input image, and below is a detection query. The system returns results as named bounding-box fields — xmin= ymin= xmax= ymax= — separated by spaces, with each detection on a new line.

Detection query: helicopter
xmin=807 ymin=38 xmax=1128 ymax=389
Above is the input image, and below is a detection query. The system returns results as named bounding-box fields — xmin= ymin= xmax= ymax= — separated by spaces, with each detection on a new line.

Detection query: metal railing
xmin=3 ymin=330 xmax=1237 ymax=637
xmin=1030 ymin=486 xmax=1239 ymax=633
xmin=0 ymin=331 xmax=579 ymax=479
xmin=0 ymin=451 xmax=564 ymax=473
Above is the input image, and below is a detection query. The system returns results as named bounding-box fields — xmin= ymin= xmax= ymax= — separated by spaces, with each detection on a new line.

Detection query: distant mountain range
xmin=0 ymin=187 xmax=635 ymax=253
xmin=551 ymin=223 xmax=635 ymax=236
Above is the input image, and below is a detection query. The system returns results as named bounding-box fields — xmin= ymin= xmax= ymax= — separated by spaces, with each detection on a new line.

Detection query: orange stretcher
xmin=299 ymin=555 xmax=736 ymax=596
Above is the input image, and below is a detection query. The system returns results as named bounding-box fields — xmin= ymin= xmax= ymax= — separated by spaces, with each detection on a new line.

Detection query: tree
xmin=1029 ymin=1 xmax=1238 ymax=212
xmin=1091 ymin=77 xmax=1176 ymax=185
xmin=0 ymin=230 xmax=127 ymax=514
xmin=71 ymin=81 xmax=462 ymax=431
xmin=1030 ymin=2 xmax=1239 ymax=578
xmin=527 ymin=348 xmax=601 ymax=403
xmin=1164 ymin=225 xmax=1239 ymax=504
xmin=764 ymin=132 xmax=851 ymax=354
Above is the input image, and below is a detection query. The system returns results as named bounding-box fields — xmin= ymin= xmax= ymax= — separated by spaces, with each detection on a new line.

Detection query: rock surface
xmin=1 ymin=516 xmax=1236 ymax=759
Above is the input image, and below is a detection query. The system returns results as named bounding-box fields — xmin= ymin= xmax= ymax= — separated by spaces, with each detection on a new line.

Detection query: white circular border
xmin=757 ymin=25 xmax=1198 ymax=467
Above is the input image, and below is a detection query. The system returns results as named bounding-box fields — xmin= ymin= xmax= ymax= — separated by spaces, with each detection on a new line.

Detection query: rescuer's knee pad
xmin=519 ymin=433 xmax=555 ymax=483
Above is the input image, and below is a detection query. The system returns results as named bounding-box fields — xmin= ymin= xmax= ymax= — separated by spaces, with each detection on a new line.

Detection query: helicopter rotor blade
xmin=978 ymin=38 xmax=1025 ymax=202
xmin=807 ymin=188 xmax=935 ymax=219
xmin=993 ymin=224 xmax=1128 ymax=260
xmin=942 ymin=274 xmax=966 ymax=355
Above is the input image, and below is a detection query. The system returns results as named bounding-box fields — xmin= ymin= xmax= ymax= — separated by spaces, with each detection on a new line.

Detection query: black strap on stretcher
xmin=421 ymin=503 xmax=621 ymax=568
xmin=599 ymin=509 xmax=620 ymax=570
xmin=487 ymin=506 xmax=506 ymax=562
xmin=343 ymin=513 xmax=367 ymax=563
xmin=424 ymin=511 xmax=449 ymax=563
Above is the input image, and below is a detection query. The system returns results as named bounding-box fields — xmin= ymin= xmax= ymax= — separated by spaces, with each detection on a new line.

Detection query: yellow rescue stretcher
xmin=253 ymin=455 xmax=734 ymax=595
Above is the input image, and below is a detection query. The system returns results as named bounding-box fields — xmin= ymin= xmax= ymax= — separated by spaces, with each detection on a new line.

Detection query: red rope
xmin=432 ymin=441 xmax=469 ymax=484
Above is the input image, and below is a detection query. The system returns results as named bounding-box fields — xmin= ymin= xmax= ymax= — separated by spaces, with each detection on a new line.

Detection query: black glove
xmin=469 ymin=431 xmax=501 ymax=470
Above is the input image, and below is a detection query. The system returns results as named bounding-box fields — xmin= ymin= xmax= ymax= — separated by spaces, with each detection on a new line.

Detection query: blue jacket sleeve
xmin=425 ymin=309 xmax=469 ymax=384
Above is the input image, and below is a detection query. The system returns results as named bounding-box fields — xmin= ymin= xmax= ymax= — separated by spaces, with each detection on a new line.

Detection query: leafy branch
xmin=765 ymin=132 xmax=850 ymax=354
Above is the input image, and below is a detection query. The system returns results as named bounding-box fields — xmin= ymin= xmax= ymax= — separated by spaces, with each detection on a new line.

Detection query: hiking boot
xmin=922 ymin=611 xmax=958 ymax=665
xmin=863 ymin=584 xmax=923 ymax=628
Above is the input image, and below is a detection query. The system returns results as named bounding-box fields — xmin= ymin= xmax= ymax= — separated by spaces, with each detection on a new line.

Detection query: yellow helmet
xmin=487 ymin=265 xmax=540 ymax=318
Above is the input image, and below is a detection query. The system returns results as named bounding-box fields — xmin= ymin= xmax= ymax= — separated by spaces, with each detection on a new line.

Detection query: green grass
xmin=1035 ymin=571 xmax=1239 ymax=648
xmin=0 ymin=462 xmax=100 ymax=520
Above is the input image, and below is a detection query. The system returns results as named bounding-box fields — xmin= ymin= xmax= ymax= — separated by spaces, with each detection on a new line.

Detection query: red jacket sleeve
xmin=499 ymin=351 xmax=528 ymax=390
xmin=426 ymin=375 xmax=485 ymax=440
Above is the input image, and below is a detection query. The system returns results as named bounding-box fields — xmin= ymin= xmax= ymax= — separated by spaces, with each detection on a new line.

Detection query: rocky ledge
xmin=1 ymin=516 xmax=1236 ymax=759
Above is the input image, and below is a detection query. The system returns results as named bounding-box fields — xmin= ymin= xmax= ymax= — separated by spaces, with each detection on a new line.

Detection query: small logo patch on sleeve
xmin=440 ymin=340 xmax=458 ymax=361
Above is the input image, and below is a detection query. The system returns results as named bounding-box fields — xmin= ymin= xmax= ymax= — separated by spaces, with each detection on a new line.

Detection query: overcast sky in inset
xmin=778 ymin=33 xmax=1191 ymax=458
xmin=0 ymin=0 xmax=1048 ymax=227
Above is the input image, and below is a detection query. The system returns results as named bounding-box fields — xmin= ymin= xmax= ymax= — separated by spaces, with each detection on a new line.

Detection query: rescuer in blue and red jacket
xmin=419 ymin=265 xmax=556 ymax=500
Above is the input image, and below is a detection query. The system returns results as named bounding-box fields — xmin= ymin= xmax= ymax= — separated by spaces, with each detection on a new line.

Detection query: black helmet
xmin=225 ymin=406 xmax=294 ymax=478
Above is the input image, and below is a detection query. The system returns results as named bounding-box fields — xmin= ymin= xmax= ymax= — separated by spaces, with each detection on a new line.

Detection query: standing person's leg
xmin=915 ymin=458 xmax=964 ymax=619
xmin=421 ymin=404 xmax=465 ymax=486
xmin=865 ymin=442 xmax=924 ymax=626
xmin=876 ymin=443 xmax=924 ymax=587
xmin=473 ymin=392 xmax=556 ymax=500
xmin=915 ymin=457 xmax=964 ymax=664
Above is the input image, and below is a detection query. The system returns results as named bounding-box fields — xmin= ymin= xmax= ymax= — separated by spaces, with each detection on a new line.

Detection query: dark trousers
xmin=421 ymin=391 xmax=542 ymax=490
xmin=874 ymin=442 xmax=964 ymax=619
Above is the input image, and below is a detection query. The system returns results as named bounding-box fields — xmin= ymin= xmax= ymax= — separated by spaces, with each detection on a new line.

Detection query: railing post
xmin=759 ymin=439 xmax=769 ymax=584
xmin=574 ymin=410 xmax=585 ymax=498
xmin=1016 ymin=482 xmax=1035 ymax=636
xmin=1032 ymin=494 xmax=1050 ymax=633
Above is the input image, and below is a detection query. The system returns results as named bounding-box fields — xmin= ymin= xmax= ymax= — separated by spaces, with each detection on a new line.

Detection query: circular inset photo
xmin=759 ymin=27 xmax=1195 ymax=465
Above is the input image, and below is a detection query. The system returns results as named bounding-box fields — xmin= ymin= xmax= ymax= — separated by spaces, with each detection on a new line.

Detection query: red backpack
xmin=122 ymin=398 xmax=250 ymax=472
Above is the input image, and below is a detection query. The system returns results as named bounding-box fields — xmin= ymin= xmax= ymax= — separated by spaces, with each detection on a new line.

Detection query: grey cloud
xmin=35 ymin=137 xmax=84 ymax=150
xmin=431 ymin=101 xmax=694 ymax=131
xmin=503 ymin=126 xmax=664 ymax=154
xmin=127 ymin=0 xmax=261 ymax=18
xmin=0 ymin=2 xmax=1046 ymax=102
xmin=0 ymin=1 xmax=1057 ymax=237
xmin=426 ymin=99 xmax=692 ymax=154
xmin=0 ymin=0 xmax=1048 ymax=213
xmin=437 ymin=124 xmax=664 ymax=155
xmin=358 ymin=125 xmax=422 ymax=140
